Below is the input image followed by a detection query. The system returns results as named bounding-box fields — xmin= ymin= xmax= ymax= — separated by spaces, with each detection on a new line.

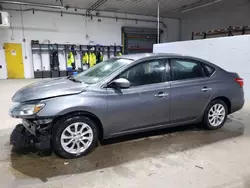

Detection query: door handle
xmin=155 ymin=92 xmax=168 ymax=98
xmin=202 ymin=87 xmax=212 ymax=92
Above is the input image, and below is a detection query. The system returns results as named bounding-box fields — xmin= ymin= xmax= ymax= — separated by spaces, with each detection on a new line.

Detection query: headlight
xmin=10 ymin=103 xmax=45 ymax=117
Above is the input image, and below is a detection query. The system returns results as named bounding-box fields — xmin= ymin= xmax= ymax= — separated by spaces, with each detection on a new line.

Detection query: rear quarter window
xmin=204 ymin=65 xmax=215 ymax=76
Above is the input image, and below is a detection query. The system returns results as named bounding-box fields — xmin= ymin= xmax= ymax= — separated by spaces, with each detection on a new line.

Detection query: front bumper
xmin=22 ymin=119 xmax=36 ymax=135
xmin=19 ymin=118 xmax=53 ymax=136
xmin=10 ymin=105 xmax=54 ymax=154
xmin=11 ymin=122 xmax=53 ymax=155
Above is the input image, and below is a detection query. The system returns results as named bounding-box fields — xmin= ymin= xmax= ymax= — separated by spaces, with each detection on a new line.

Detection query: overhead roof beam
xmin=181 ymin=0 xmax=222 ymax=12
xmin=86 ymin=0 xmax=107 ymax=13
xmin=161 ymin=0 xmax=223 ymax=15
xmin=5 ymin=7 xmax=167 ymax=28
xmin=0 ymin=0 xmax=64 ymax=9
xmin=55 ymin=0 xmax=64 ymax=7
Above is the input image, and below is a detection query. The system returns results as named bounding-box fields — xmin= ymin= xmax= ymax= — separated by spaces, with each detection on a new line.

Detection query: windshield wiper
xmin=67 ymin=76 xmax=82 ymax=83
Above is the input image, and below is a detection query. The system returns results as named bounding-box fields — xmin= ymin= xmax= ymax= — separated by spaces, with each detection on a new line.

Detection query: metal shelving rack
xmin=192 ymin=25 xmax=250 ymax=40
xmin=57 ymin=44 xmax=67 ymax=77
xmin=32 ymin=43 xmax=49 ymax=78
xmin=31 ymin=42 xmax=123 ymax=78
xmin=32 ymin=43 xmax=66 ymax=78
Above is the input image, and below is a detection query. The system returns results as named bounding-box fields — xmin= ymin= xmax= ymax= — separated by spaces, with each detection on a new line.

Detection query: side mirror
xmin=111 ymin=78 xmax=130 ymax=89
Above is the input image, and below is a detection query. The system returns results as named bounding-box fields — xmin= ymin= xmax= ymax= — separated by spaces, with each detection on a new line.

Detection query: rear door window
xmin=170 ymin=59 xmax=206 ymax=81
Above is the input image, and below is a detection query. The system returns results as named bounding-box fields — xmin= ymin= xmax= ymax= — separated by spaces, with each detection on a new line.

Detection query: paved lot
xmin=0 ymin=79 xmax=250 ymax=188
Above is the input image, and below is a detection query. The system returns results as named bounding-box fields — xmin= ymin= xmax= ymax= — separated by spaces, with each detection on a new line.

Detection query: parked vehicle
xmin=9 ymin=53 xmax=244 ymax=159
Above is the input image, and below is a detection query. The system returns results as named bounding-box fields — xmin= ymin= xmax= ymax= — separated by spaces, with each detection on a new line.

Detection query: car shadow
xmin=10 ymin=118 xmax=244 ymax=182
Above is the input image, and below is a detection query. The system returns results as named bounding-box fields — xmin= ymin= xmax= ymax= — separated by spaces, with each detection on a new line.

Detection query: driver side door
xmin=106 ymin=59 xmax=171 ymax=137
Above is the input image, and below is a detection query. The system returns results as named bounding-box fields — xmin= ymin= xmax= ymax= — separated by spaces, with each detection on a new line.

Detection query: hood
xmin=12 ymin=77 xmax=89 ymax=103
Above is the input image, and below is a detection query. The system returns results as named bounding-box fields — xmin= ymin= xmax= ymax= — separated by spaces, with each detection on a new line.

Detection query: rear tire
xmin=203 ymin=99 xmax=228 ymax=130
xmin=52 ymin=116 xmax=98 ymax=159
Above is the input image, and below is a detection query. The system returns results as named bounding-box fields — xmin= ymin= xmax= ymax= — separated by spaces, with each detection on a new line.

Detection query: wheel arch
xmin=211 ymin=96 xmax=231 ymax=114
xmin=200 ymin=96 xmax=232 ymax=120
xmin=52 ymin=111 xmax=104 ymax=140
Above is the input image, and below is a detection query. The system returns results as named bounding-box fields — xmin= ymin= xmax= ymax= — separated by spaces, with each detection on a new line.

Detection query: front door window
xmin=119 ymin=60 xmax=166 ymax=87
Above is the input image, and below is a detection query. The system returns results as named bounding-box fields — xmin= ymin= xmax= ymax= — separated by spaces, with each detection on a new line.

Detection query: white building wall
xmin=180 ymin=0 xmax=250 ymax=41
xmin=162 ymin=18 xmax=180 ymax=43
xmin=0 ymin=7 xmax=180 ymax=79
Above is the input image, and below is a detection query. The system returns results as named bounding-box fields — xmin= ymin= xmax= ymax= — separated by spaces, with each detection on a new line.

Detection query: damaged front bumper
xmin=22 ymin=119 xmax=36 ymax=135
xmin=9 ymin=102 xmax=55 ymax=154
xmin=11 ymin=118 xmax=54 ymax=154
xmin=22 ymin=118 xmax=53 ymax=136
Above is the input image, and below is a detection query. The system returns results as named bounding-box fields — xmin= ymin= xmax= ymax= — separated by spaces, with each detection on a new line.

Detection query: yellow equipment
xmin=82 ymin=52 xmax=89 ymax=65
xmin=100 ymin=53 xmax=104 ymax=62
xmin=89 ymin=52 xmax=96 ymax=68
xmin=67 ymin=52 xmax=74 ymax=68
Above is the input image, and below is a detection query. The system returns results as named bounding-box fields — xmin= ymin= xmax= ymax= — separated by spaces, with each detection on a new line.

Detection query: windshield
xmin=73 ymin=58 xmax=132 ymax=84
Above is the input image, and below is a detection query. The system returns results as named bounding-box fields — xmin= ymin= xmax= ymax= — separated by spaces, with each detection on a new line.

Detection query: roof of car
xmin=121 ymin=53 xmax=184 ymax=60
xmin=120 ymin=53 xmax=216 ymax=67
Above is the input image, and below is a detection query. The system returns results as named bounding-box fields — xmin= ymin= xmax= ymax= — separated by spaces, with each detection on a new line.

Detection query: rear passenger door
xmin=169 ymin=58 xmax=213 ymax=123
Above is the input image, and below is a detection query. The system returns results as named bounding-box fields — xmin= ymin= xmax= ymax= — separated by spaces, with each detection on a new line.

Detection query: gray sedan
xmin=9 ymin=53 xmax=244 ymax=159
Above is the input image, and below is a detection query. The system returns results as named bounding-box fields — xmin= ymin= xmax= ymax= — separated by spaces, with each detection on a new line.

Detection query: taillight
xmin=235 ymin=78 xmax=244 ymax=87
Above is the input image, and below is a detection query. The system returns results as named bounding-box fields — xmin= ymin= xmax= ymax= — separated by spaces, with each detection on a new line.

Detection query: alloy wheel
xmin=60 ymin=122 xmax=93 ymax=155
xmin=208 ymin=104 xmax=226 ymax=127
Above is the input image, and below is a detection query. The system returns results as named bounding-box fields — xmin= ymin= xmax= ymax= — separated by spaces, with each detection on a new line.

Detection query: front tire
xmin=52 ymin=116 xmax=98 ymax=159
xmin=203 ymin=100 xmax=228 ymax=130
